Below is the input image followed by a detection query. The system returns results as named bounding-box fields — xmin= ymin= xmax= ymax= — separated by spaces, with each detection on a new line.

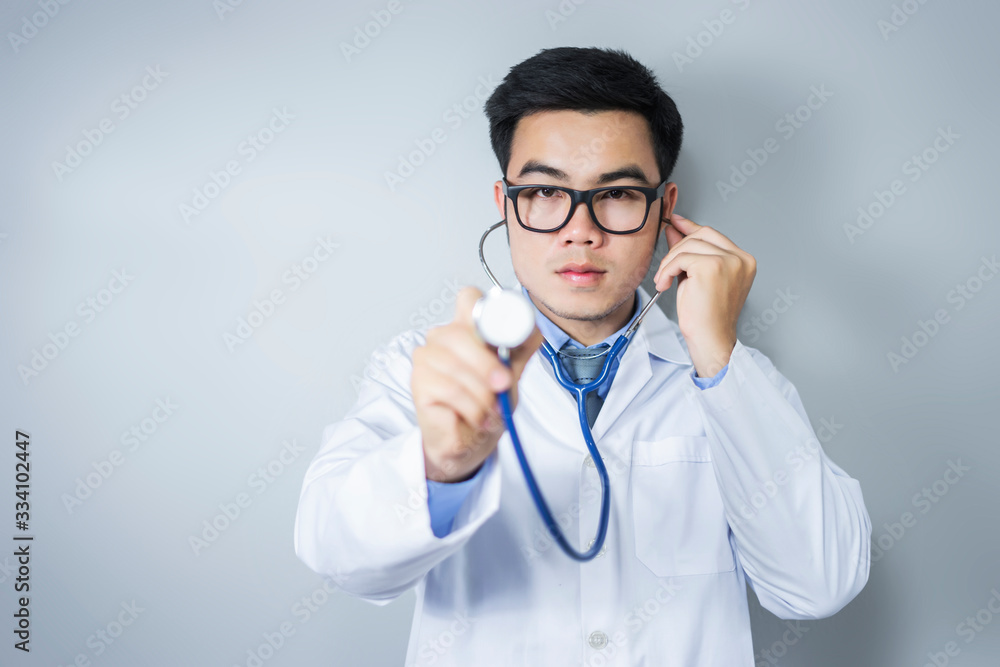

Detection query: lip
xmin=557 ymin=262 xmax=604 ymax=274
xmin=557 ymin=262 xmax=605 ymax=286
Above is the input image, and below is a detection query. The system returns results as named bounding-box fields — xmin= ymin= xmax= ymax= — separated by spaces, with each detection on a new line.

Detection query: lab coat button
xmin=584 ymin=454 xmax=595 ymax=468
xmin=588 ymin=630 xmax=608 ymax=649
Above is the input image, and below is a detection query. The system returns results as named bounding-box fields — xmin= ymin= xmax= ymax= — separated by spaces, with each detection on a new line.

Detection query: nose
xmin=558 ymin=199 xmax=604 ymax=245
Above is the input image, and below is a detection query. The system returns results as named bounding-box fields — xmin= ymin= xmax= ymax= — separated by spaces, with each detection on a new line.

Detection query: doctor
xmin=294 ymin=46 xmax=871 ymax=665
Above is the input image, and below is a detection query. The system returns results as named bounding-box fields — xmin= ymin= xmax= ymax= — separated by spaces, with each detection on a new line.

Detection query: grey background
xmin=1 ymin=0 xmax=998 ymax=665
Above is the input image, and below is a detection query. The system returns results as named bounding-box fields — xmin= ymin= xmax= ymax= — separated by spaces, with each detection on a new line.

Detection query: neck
xmin=531 ymin=292 xmax=636 ymax=347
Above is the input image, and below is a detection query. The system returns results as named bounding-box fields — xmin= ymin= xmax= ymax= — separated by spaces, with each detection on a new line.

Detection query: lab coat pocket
xmin=630 ymin=435 xmax=736 ymax=577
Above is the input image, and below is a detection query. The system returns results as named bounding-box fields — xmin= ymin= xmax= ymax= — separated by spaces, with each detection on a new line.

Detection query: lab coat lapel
xmin=511 ymin=282 xmax=693 ymax=454
xmin=519 ymin=348 xmax=581 ymax=439
xmin=593 ymin=285 xmax=694 ymax=440
xmin=591 ymin=324 xmax=650 ymax=440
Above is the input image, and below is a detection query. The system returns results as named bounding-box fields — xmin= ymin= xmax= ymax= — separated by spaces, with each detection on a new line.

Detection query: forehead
xmin=508 ymin=109 xmax=656 ymax=178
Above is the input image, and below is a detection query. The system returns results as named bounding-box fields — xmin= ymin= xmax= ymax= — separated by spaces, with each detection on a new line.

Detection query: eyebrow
xmin=516 ymin=160 xmax=652 ymax=186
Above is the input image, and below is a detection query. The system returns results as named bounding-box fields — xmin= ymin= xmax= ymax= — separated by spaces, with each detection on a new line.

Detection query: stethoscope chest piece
xmin=472 ymin=289 xmax=536 ymax=350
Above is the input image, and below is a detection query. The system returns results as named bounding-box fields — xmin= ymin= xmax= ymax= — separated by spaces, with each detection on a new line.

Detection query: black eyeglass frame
xmin=502 ymin=178 xmax=668 ymax=235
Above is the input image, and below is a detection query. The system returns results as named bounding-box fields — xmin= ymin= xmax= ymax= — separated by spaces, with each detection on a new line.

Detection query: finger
xmin=653 ymin=237 xmax=733 ymax=284
xmin=452 ymin=286 xmax=485 ymax=329
xmin=670 ymin=212 xmax=699 ymax=230
xmin=671 ymin=213 xmax=742 ymax=254
xmin=663 ymin=221 xmax=684 ymax=249
xmin=653 ymin=250 xmax=728 ymax=292
xmin=430 ymin=321 xmax=512 ymax=393
xmin=421 ymin=345 xmax=501 ymax=426
xmin=417 ymin=360 xmax=499 ymax=433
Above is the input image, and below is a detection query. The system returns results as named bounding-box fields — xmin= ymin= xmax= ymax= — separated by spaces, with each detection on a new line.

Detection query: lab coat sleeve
xmin=293 ymin=328 xmax=502 ymax=605
xmin=685 ymin=339 xmax=871 ymax=620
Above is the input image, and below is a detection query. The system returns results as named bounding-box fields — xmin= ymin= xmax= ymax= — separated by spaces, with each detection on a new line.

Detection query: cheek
xmin=509 ymin=234 xmax=544 ymax=276
xmin=621 ymin=238 xmax=659 ymax=284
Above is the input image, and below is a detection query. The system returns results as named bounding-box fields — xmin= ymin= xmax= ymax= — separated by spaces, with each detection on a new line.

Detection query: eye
xmin=600 ymin=189 xmax=636 ymax=201
xmin=527 ymin=187 xmax=563 ymax=199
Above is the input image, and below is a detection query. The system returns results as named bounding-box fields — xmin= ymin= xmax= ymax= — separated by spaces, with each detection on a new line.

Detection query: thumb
xmin=452 ymin=286 xmax=484 ymax=328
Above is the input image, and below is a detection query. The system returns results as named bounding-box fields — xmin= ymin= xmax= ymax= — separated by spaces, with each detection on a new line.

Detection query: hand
xmin=412 ymin=287 xmax=544 ymax=483
xmin=652 ymin=213 xmax=756 ymax=378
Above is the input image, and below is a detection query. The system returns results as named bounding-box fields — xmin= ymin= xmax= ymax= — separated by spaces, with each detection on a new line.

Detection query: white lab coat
xmin=294 ymin=285 xmax=871 ymax=666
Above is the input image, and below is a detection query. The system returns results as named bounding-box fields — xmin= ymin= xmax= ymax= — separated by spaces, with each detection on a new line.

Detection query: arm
xmin=686 ymin=340 xmax=871 ymax=619
xmin=293 ymin=329 xmax=502 ymax=604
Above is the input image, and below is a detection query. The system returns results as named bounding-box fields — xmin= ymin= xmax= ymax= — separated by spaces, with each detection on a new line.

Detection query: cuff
xmin=691 ymin=362 xmax=729 ymax=390
xmin=684 ymin=340 xmax=750 ymax=411
xmin=426 ymin=464 xmax=489 ymax=538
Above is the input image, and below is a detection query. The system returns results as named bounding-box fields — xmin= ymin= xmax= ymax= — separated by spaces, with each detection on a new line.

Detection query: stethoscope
xmin=473 ymin=219 xmax=663 ymax=561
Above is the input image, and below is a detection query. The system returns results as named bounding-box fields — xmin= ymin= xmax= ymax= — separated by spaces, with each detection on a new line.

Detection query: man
xmin=294 ymin=47 xmax=871 ymax=665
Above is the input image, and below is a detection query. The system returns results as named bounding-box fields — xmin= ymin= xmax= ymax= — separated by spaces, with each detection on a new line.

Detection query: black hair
xmin=484 ymin=47 xmax=683 ymax=184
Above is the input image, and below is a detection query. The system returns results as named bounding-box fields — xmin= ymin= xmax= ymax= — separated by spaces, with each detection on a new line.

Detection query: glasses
xmin=502 ymin=178 xmax=667 ymax=234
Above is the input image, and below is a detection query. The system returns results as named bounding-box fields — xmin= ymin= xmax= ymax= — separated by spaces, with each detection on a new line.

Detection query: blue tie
xmin=558 ymin=342 xmax=611 ymax=429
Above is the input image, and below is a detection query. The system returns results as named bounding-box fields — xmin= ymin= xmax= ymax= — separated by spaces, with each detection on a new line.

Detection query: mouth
xmin=556 ymin=262 xmax=606 ymax=286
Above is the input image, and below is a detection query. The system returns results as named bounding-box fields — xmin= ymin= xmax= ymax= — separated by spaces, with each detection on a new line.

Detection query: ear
xmin=494 ymin=180 xmax=506 ymax=219
xmin=659 ymin=182 xmax=678 ymax=228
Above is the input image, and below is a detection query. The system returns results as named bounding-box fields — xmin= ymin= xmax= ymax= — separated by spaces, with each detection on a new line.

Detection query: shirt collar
xmin=514 ymin=281 xmax=693 ymax=366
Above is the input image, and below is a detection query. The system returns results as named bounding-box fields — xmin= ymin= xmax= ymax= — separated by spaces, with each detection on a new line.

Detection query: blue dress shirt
xmin=425 ymin=287 xmax=729 ymax=537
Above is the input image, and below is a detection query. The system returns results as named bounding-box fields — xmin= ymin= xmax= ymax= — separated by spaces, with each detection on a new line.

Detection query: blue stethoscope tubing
xmin=497 ymin=335 xmax=631 ymax=561
xmin=479 ymin=219 xmax=662 ymax=562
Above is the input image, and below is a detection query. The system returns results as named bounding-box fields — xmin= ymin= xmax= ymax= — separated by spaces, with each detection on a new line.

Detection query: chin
xmin=541 ymin=284 xmax=618 ymax=322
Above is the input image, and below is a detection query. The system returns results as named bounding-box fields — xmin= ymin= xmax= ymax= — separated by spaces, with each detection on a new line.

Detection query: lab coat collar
xmin=632 ymin=284 xmax=694 ymax=367
xmin=511 ymin=280 xmax=693 ymax=368
xmin=511 ymin=280 xmax=694 ymax=448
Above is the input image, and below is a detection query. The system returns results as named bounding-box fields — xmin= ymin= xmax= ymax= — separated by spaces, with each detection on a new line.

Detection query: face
xmin=493 ymin=109 xmax=678 ymax=344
